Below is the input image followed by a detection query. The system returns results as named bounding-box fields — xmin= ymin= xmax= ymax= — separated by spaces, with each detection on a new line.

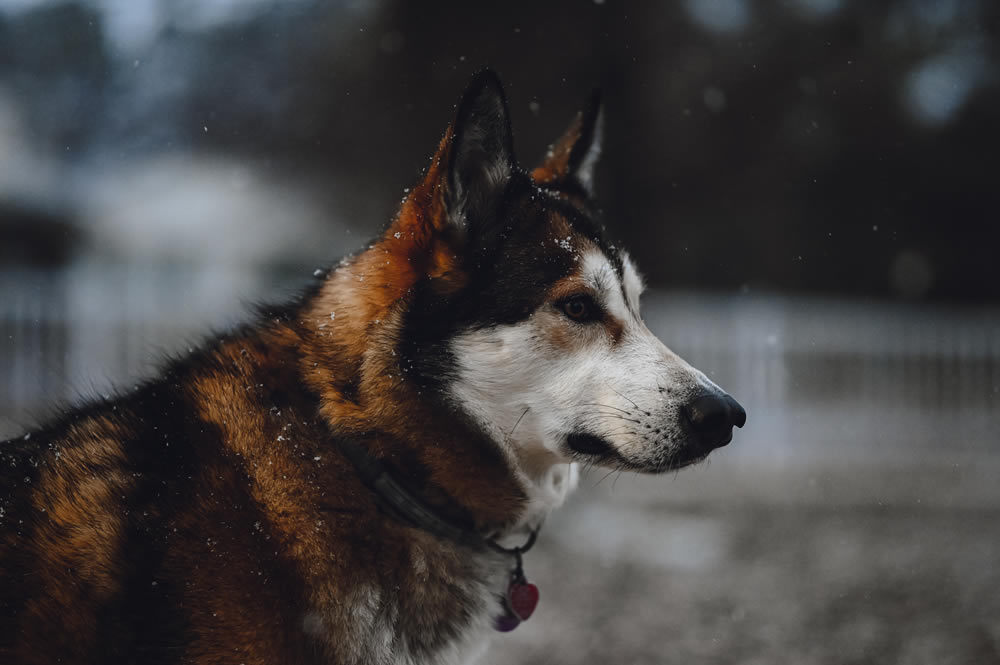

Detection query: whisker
xmin=583 ymin=413 xmax=641 ymax=424
xmin=606 ymin=384 xmax=651 ymax=416
xmin=601 ymin=427 xmax=635 ymax=437
xmin=595 ymin=468 xmax=617 ymax=486
xmin=503 ymin=407 xmax=530 ymax=447
xmin=580 ymin=403 xmax=634 ymax=416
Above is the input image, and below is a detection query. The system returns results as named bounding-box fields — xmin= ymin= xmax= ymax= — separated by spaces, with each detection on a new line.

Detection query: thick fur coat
xmin=0 ymin=71 xmax=744 ymax=664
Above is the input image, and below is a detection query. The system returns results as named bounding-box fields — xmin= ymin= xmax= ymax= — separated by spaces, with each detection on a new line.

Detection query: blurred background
xmin=1 ymin=0 xmax=998 ymax=662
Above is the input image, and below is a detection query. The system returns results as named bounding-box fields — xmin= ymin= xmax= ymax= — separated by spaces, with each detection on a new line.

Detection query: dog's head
xmin=310 ymin=70 xmax=744 ymax=490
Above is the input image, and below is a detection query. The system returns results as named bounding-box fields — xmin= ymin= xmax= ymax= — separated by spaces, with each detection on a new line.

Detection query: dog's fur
xmin=0 ymin=71 xmax=742 ymax=664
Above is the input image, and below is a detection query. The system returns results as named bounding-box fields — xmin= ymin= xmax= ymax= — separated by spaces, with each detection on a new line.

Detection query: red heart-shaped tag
xmin=508 ymin=581 xmax=539 ymax=621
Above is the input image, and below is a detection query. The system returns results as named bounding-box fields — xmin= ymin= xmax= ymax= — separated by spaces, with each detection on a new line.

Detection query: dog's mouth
xmin=566 ymin=432 xmax=617 ymax=459
xmin=566 ymin=431 xmax=721 ymax=474
xmin=648 ymin=448 xmax=711 ymax=473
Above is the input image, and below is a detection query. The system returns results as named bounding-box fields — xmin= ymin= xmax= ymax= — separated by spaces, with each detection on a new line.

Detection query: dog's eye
xmin=561 ymin=295 xmax=598 ymax=322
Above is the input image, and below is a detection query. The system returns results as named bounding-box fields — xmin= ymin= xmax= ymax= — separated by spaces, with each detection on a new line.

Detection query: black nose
xmin=682 ymin=393 xmax=746 ymax=449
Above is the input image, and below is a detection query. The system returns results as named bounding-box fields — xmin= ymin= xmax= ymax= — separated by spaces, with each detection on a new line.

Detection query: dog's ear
xmin=442 ymin=69 xmax=516 ymax=233
xmin=532 ymin=90 xmax=603 ymax=195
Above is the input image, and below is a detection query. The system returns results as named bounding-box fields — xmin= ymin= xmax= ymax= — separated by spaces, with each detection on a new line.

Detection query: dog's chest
xmin=304 ymin=543 xmax=512 ymax=665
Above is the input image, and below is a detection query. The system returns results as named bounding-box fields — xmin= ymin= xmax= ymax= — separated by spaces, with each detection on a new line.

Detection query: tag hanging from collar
xmin=335 ymin=435 xmax=543 ymax=632
xmin=493 ymin=548 xmax=540 ymax=632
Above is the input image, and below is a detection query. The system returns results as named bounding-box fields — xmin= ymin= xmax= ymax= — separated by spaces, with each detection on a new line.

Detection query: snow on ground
xmin=489 ymin=459 xmax=1000 ymax=665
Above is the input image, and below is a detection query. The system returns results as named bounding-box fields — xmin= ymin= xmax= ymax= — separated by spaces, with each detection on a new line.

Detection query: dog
xmin=0 ymin=70 xmax=745 ymax=664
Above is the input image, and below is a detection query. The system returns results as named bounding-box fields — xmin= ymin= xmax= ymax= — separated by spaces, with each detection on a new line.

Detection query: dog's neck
xmin=290 ymin=289 xmax=533 ymax=538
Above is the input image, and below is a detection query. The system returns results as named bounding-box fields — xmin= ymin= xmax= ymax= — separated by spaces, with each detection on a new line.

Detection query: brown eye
xmin=562 ymin=295 xmax=594 ymax=321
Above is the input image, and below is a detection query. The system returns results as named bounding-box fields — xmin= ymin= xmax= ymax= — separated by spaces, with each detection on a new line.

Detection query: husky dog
xmin=0 ymin=70 xmax=745 ymax=664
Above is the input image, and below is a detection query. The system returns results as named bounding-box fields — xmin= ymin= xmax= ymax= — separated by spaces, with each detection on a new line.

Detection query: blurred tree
xmin=0 ymin=0 xmax=996 ymax=301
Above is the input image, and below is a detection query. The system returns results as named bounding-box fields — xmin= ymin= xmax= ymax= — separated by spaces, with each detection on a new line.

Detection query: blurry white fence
xmin=2 ymin=267 xmax=998 ymax=463
xmin=0 ymin=262 xmax=283 ymax=437
xmin=643 ymin=292 xmax=1000 ymax=464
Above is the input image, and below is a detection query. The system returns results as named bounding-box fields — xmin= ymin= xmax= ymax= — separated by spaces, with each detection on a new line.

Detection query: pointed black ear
xmin=447 ymin=69 xmax=516 ymax=230
xmin=567 ymin=90 xmax=604 ymax=194
xmin=533 ymin=89 xmax=603 ymax=195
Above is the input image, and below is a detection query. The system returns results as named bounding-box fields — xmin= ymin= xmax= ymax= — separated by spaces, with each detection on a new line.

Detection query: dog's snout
xmin=682 ymin=393 xmax=746 ymax=449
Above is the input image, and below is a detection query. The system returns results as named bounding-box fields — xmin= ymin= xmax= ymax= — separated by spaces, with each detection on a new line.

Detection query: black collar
xmin=336 ymin=436 xmax=539 ymax=559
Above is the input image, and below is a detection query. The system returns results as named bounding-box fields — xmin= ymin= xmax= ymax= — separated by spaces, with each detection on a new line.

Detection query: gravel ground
xmin=487 ymin=458 xmax=1000 ymax=665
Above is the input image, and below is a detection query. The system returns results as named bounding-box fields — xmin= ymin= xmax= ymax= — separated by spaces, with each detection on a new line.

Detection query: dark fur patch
xmin=0 ymin=70 xmax=619 ymax=663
